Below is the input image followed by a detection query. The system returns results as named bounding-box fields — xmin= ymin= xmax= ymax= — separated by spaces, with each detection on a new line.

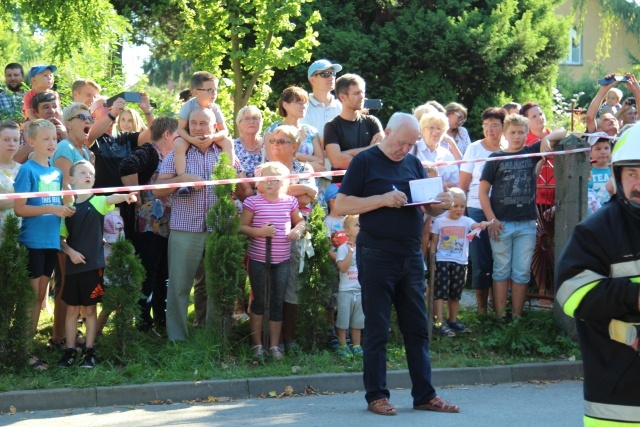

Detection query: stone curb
xmin=0 ymin=361 xmax=582 ymax=412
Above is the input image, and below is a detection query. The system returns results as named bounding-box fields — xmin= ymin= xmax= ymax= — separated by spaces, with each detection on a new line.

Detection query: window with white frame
xmin=563 ymin=28 xmax=583 ymax=65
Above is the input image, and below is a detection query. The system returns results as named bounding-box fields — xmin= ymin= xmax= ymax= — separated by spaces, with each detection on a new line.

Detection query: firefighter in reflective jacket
xmin=556 ymin=124 xmax=640 ymax=427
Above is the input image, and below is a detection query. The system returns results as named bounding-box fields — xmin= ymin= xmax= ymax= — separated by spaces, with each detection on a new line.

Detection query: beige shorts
xmin=336 ymin=290 xmax=364 ymax=330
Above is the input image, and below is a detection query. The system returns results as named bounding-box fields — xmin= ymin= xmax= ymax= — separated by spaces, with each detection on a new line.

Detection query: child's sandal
xmin=434 ymin=323 xmax=455 ymax=337
xmin=447 ymin=320 xmax=469 ymax=332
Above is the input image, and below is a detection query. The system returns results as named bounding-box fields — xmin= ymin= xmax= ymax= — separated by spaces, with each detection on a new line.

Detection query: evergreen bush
xmin=0 ymin=214 xmax=34 ymax=369
xmin=297 ymin=203 xmax=334 ymax=351
xmin=102 ymin=236 xmax=145 ymax=358
xmin=205 ymin=153 xmax=247 ymax=345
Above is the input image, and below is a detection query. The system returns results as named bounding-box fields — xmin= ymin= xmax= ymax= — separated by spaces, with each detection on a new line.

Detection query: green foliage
xmin=175 ymin=0 xmax=320 ymax=135
xmin=437 ymin=309 xmax=580 ymax=359
xmin=272 ymin=0 xmax=569 ymax=136
xmin=205 ymin=153 xmax=247 ymax=344
xmin=296 ymin=204 xmax=334 ymax=351
xmin=0 ymin=214 xmax=34 ymax=369
xmin=102 ymin=237 xmax=145 ymax=358
xmin=12 ymin=0 xmax=129 ymax=61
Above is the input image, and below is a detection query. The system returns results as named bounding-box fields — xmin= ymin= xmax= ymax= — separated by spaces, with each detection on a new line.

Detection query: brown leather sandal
xmin=414 ymin=395 xmax=460 ymax=413
xmin=368 ymin=397 xmax=397 ymax=416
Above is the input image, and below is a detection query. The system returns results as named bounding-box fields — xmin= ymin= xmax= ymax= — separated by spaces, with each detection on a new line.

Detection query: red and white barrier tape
xmin=0 ymin=147 xmax=591 ymax=200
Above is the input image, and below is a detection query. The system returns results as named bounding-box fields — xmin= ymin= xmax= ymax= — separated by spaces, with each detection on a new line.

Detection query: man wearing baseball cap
xmin=301 ymin=59 xmax=343 ymax=142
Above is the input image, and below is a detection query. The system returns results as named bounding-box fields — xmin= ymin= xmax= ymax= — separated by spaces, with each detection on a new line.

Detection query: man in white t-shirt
xmin=301 ymin=59 xmax=343 ymax=143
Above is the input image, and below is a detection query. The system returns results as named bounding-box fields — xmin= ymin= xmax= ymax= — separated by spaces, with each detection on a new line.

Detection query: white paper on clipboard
xmin=406 ymin=177 xmax=443 ymax=206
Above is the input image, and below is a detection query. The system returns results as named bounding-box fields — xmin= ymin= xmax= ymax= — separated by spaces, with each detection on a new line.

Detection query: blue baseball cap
xmin=28 ymin=65 xmax=57 ymax=80
xmin=324 ymin=183 xmax=341 ymax=202
xmin=308 ymin=59 xmax=342 ymax=79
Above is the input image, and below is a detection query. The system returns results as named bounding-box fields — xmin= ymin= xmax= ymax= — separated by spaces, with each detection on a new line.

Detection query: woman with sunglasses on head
xmin=264 ymin=87 xmax=325 ymax=172
xmin=445 ymin=102 xmax=472 ymax=156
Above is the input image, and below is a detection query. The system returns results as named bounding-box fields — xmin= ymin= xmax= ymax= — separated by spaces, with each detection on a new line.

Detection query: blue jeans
xmin=357 ymin=246 xmax=436 ymax=406
xmin=489 ymin=220 xmax=537 ymax=284
xmin=467 ymin=207 xmax=493 ymax=290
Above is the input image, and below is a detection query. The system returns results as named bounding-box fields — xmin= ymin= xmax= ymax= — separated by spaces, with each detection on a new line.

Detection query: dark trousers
xmin=248 ymin=259 xmax=290 ymax=322
xmin=133 ymin=231 xmax=168 ymax=327
xmin=467 ymin=207 xmax=493 ymax=290
xmin=357 ymin=245 xmax=436 ymax=406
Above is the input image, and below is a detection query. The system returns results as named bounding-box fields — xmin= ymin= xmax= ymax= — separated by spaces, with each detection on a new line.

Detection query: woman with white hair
xmin=234 ymin=105 xmax=264 ymax=179
xmin=414 ymin=112 xmax=459 ymax=187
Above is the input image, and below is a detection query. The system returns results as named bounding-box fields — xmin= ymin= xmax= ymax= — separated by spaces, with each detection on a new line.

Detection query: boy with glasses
xmin=174 ymin=71 xmax=234 ymax=196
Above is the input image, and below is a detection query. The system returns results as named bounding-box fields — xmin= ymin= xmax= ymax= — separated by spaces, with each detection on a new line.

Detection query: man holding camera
xmin=324 ymin=73 xmax=384 ymax=183
xmin=87 ymin=94 xmax=154 ymax=239
xmin=585 ymin=72 xmax=640 ymax=137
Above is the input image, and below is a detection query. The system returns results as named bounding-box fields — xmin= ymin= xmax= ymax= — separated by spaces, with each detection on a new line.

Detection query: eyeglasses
xmin=269 ymin=138 xmax=293 ymax=145
xmin=70 ymin=113 xmax=95 ymax=123
xmin=196 ymin=88 xmax=218 ymax=94
xmin=451 ymin=111 xmax=466 ymax=124
xmin=263 ymin=179 xmax=281 ymax=185
xmin=313 ymin=71 xmax=336 ymax=78
xmin=242 ymin=117 xmax=261 ymax=122
xmin=482 ymin=124 xmax=502 ymax=130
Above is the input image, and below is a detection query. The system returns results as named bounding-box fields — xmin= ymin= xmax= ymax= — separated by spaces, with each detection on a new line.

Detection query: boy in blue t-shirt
xmin=58 ymin=160 xmax=136 ymax=368
xmin=587 ymin=132 xmax=612 ymax=206
xmin=14 ymin=119 xmax=76 ymax=370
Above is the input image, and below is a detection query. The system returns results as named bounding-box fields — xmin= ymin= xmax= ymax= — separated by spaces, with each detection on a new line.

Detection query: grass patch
xmin=0 ymin=303 xmax=580 ymax=392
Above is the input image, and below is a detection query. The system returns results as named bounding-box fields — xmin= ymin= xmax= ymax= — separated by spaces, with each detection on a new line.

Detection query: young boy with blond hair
xmin=174 ymin=71 xmax=234 ymax=196
xmin=58 ymin=160 xmax=137 ymax=368
xmin=23 ymin=65 xmax=61 ymax=121
xmin=335 ymin=214 xmax=364 ymax=361
xmin=13 ymin=119 xmax=75 ymax=370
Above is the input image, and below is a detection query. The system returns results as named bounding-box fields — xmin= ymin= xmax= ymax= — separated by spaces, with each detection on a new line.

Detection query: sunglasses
xmin=313 ymin=71 xmax=336 ymax=78
xmin=70 ymin=113 xmax=95 ymax=123
xmin=196 ymin=88 xmax=218 ymax=94
xmin=269 ymin=138 xmax=293 ymax=145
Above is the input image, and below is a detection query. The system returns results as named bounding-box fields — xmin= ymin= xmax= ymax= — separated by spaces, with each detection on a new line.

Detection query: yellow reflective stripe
xmin=586 ymin=401 xmax=640 ymax=423
xmin=632 ymin=278 xmax=640 ymax=284
xmin=585 ymin=415 xmax=640 ymax=426
xmin=562 ymin=281 xmax=600 ymax=318
xmin=556 ymin=270 xmax=606 ymax=307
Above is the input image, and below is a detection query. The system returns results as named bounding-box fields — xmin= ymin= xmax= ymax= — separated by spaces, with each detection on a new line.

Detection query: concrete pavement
xmin=0 ymin=361 xmax=583 ymax=413
xmin=1 ymin=379 xmax=585 ymax=426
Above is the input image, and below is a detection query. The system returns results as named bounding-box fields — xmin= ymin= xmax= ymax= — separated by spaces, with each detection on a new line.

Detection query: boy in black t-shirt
xmin=478 ymin=114 xmax=565 ymax=320
xmin=58 ymin=161 xmax=137 ymax=368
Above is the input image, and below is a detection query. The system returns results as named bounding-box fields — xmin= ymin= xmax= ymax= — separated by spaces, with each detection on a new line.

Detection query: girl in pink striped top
xmin=241 ymin=162 xmax=305 ymax=360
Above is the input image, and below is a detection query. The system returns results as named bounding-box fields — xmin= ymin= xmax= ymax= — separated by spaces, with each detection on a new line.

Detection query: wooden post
xmin=553 ymin=134 xmax=590 ymax=340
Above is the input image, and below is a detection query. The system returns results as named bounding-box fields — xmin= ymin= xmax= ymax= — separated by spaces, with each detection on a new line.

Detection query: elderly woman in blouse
xmin=413 ymin=111 xmax=459 ymax=187
xmin=234 ymin=105 xmax=264 ymax=179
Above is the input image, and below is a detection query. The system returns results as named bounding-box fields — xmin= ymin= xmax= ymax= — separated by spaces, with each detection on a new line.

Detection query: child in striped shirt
xmin=240 ymin=162 xmax=306 ymax=360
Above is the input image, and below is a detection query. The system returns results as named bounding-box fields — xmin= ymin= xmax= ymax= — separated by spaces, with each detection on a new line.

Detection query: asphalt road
xmin=2 ymin=380 xmax=584 ymax=427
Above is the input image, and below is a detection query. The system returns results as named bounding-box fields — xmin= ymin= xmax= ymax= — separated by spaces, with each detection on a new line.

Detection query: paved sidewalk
xmin=1 ymin=380 xmax=585 ymax=427
xmin=0 ymin=361 xmax=582 ymax=413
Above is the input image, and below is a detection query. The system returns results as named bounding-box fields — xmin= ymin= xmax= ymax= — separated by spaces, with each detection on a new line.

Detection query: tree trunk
xmin=553 ymin=135 xmax=590 ymax=341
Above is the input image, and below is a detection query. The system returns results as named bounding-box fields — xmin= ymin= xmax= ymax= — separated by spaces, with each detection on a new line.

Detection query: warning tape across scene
xmin=0 ymin=146 xmax=592 ymax=200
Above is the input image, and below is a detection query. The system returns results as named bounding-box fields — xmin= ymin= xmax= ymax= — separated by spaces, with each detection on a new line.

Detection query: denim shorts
xmin=489 ymin=220 xmax=537 ymax=284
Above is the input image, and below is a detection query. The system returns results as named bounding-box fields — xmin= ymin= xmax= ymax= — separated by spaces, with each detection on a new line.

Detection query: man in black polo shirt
xmin=334 ymin=112 xmax=457 ymax=416
xmin=324 ymin=73 xmax=384 ymax=183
